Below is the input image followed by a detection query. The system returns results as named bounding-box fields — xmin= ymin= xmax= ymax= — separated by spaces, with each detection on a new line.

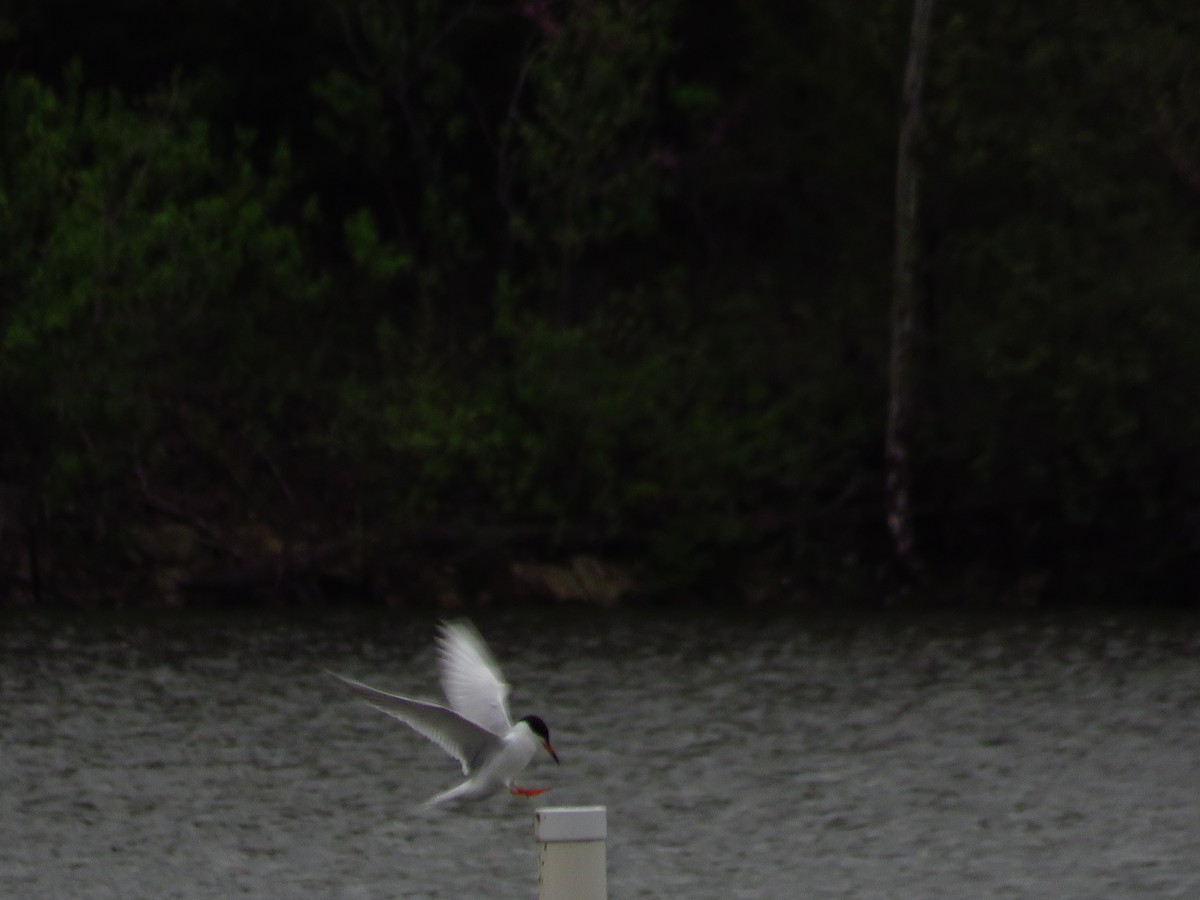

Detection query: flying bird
xmin=328 ymin=620 xmax=559 ymax=808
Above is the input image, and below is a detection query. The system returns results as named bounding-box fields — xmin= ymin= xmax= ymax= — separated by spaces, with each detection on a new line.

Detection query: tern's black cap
xmin=519 ymin=714 xmax=551 ymax=743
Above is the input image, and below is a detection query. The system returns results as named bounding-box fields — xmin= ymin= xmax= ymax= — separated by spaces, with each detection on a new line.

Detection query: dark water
xmin=2 ymin=609 xmax=1199 ymax=898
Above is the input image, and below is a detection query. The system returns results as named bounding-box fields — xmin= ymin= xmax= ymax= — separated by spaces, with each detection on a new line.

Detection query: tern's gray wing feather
xmin=327 ymin=671 xmax=500 ymax=774
xmin=436 ymin=620 xmax=512 ymax=736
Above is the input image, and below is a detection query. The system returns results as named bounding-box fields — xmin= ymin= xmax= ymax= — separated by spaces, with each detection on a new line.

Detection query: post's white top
xmin=534 ymin=806 xmax=607 ymax=842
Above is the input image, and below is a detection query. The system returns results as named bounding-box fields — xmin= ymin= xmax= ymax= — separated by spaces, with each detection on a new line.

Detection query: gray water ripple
xmin=1 ymin=611 xmax=1198 ymax=898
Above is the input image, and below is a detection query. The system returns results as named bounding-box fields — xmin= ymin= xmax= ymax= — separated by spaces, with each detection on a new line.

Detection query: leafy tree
xmin=0 ymin=69 xmax=325 ymax=565
xmin=922 ymin=1 xmax=1200 ymax=600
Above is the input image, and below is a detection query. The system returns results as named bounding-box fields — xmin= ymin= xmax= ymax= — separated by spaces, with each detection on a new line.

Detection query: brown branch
xmin=886 ymin=0 xmax=937 ymax=584
xmin=134 ymin=465 xmax=241 ymax=559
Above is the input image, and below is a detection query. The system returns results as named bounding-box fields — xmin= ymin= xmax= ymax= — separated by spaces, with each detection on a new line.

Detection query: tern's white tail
xmin=420 ymin=781 xmax=475 ymax=810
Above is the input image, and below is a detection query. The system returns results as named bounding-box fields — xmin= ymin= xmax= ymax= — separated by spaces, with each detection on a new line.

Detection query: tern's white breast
xmin=474 ymin=722 xmax=540 ymax=791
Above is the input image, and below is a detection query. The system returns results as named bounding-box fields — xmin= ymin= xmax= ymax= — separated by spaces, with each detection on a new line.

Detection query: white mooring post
xmin=534 ymin=806 xmax=607 ymax=900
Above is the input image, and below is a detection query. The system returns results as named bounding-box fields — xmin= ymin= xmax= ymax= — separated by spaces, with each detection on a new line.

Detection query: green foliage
xmin=922 ymin=0 xmax=1200 ymax=596
xmin=0 ymin=68 xmax=325 ymax=517
xmin=507 ymin=0 xmax=678 ymax=313
xmin=343 ymin=208 xmax=411 ymax=280
xmin=3 ymin=1 xmax=1200 ymax=605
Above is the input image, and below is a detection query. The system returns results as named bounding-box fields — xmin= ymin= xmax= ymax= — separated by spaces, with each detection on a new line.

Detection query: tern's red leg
xmin=510 ymin=786 xmax=551 ymax=797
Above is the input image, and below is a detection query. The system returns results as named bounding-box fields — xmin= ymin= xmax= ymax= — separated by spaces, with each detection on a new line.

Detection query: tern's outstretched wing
xmin=327 ymin=671 xmax=500 ymax=774
xmin=436 ymin=620 xmax=512 ymax=736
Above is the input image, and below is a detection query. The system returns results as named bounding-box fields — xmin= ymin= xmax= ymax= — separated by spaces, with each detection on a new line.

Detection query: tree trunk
xmin=887 ymin=0 xmax=936 ymax=587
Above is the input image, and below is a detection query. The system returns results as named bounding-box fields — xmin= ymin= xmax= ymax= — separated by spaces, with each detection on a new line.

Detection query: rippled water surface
xmin=2 ymin=608 xmax=1199 ymax=898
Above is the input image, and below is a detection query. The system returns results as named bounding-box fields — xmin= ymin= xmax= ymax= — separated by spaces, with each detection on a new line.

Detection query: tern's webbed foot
xmin=510 ymin=786 xmax=550 ymax=797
